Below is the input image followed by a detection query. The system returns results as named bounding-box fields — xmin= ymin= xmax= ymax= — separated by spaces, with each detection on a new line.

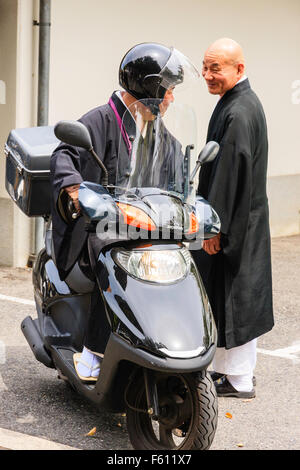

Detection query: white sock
xmin=227 ymin=373 xmax=253 ymax=392
xmin=77 ymin=347 xmax=101 ymax=378
xmin=212 ymin=338 xmax=257 ymax=392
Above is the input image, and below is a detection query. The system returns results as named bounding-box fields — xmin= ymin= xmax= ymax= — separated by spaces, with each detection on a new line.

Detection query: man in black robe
xmin=50 ymin=43 xmax=197 ymax=381
xmin=193 ymin=38 xmax=274 ymax=398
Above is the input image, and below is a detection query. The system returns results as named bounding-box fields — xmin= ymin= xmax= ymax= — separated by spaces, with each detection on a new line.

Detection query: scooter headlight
xmin=115 ymin=247 xmax=191 ymax=283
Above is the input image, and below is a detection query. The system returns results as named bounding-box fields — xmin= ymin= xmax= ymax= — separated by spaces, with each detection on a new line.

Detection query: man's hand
xmin=64 ymin=184 xmax=80 ymax=213
xmin=202 ymin=233 xmax=221 ymax=255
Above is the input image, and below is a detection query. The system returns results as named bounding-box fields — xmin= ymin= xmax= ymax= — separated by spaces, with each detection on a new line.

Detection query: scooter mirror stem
xmin=189 ymin=161 xmax=202 ymax=186
xmin=89 ymin=148 xmax=109 ymax=187
xmin=183 ymin=144 xmax=194 ymax=200
xmin=187 ymin=141 xmax=220 ymax=200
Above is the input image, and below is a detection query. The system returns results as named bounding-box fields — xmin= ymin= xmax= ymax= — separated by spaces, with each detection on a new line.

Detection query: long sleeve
xmin=206 ymin=113 xmax=253 ymax=271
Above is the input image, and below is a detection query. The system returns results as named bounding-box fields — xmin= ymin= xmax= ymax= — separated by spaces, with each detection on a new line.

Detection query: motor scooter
xmin=6 ymin=99 xmax=220 ymax=450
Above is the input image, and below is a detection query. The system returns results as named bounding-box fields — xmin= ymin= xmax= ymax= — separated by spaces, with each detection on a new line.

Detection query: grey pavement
xmin=0 ymin=235 xmax=299 ymax=450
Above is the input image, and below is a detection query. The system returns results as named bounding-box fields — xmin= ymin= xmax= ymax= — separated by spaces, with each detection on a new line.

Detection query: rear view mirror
xmin=54 ymin=120 xmax=92 ymax=151
xmin=186 ymin=141 xmax=219 ymax=204
xmin=189 ymin=141 xmax=219 ymax=183
xmin=197 ymin=141 xmax=220 ymax=165
xmin=54 ymin=120 xmax=109 ymax=187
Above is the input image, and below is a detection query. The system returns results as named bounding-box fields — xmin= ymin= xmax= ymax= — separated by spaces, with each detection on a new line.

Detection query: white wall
xmin=47 ymin=0 xmax=300 ymax=238
xmin=0 ymin=0 xmax=37 ymax=266
xmin=48 ymin=0 xmax=300 ymax=178
xmin=13 ymin=0 xmax=38 ymax=265
xmin=0 ymin=0 xmax=18 ymax=265
xmin=0 ymin=0 xmax=18 ymax=199
xmin=0 ymin=0 xmax=299 ymax=266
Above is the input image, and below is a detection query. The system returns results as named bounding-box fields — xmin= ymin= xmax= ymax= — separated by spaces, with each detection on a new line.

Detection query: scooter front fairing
xmin=74 ymin=99 xmax=220 ymax=375
xmin=95 ymin=243 xmax=217 ymax=366
xmin=75 ymin=174 xmax=219 ymax=382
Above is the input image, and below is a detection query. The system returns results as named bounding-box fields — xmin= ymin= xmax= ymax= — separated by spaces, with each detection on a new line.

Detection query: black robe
xmin=50 ymin=92 xmax=125 ymax=280
xmin=50 ymin=91 xmax=183 ymax=280
xmin=193 ymin=79 xmax=274 ymax=349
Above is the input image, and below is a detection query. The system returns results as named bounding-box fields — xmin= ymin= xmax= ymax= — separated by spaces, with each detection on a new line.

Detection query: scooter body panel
xmin=32 ymin=249 xmax=91 ymax=352
xmin=29 ymin=240 xmax=217 ymax=411
xmin=96 ymin=247 xmax=216 ymax=358
xmin=48 ymin=330 xmax=216 ymax=411
xmin=26 ymin=184 xmax=219 ymax=413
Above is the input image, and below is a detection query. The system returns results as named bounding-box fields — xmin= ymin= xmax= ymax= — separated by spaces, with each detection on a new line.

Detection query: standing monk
xmin=193 ymin=38 xmax=274 ymax=398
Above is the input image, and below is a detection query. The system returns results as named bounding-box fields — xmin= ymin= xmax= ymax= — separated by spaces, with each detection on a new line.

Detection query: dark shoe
xmin=209 ymin=371 xmax=225 ymax=382
xmin=210 ymin=370 xmax=256 ymax=386
xmin=214 ymin=376 xmax=256 ymax=399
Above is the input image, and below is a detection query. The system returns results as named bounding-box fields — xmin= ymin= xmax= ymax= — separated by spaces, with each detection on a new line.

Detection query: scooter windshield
xmin=115 ymin=98 xmax=197 ymax=199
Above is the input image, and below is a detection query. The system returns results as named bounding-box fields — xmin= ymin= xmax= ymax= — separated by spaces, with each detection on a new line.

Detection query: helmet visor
xmin=159 ymin=48 xmax=200 ymax=94
xmin=142 ymin=48 xmax=200 ymax=100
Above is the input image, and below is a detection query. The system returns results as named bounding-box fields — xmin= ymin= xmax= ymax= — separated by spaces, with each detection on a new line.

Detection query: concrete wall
xmin=48 ymin=0 xmax=300 ymax=173
xmin=47 ymin=0 xmax=300 ymax=237
xmin=0 ymin=0 xmax=299 ymax=266
xmin=268 ymin=175 xmax=300 ymax=237
xmin=0 ymin=0 xmax=37 ymax=266
xmin=14 ymin=0 xmax=39 ymax=265
xmin=0 ymin=0 xmax=18 ymax=198
xmin=0 ymin=0 xmax=18 ymax=265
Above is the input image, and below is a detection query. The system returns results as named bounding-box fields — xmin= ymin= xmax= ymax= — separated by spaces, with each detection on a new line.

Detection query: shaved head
xmin=202 ymin=38 xmax=246 ymax=96
xmin=205 ymin=38 xmax=245 ymax=66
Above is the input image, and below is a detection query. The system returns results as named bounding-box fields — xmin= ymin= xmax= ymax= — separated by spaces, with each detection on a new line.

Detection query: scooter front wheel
xmin=125 ymin=370 xmax=218 ymax=450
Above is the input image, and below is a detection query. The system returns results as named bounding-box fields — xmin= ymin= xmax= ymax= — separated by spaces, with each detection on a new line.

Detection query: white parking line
xmin=0 ymin=295 xmax=35 ymax=394
xmin=0 ymin=341 xmax=7 ymax=391
xmin=257 ymin=342 xmax=300 ymax=362
xmin=0 ymin=294 xmax=35 ymax=306
xmin=0 ymin=375 xmax=7 ymax=392
xmin=0 ymin=341 xmax=5 ymax=365
xmin=1 ymin=292 xmax=300 ymax=364
xmin=0 ymin=293 xmax=79 ymax=451
xmin=0 ymin=427 xmax=78 ymax=450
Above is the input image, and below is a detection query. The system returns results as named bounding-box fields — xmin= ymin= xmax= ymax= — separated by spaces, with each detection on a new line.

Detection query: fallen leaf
xmin=225 ymin=412 xmax=232 ymax=419
xmin=85 ymin=427 xmax=97 ymax=437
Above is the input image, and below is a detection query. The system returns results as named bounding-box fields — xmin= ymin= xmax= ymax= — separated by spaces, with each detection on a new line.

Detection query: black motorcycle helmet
xmin=119 ymin=42 xmax=194 ymax=102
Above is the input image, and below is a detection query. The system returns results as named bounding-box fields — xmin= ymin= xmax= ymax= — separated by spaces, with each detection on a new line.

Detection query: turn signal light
xmin=188 ymin=212 xmax=199 ymax=234
xmin=117 ymin=202 xmax=156 ymax=231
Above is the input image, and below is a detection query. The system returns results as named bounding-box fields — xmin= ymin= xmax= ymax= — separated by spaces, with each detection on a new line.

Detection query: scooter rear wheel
xmin=125 ymin=369 xmax=218 ymax=450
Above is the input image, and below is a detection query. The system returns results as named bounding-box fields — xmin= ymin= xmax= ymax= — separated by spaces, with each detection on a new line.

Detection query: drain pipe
xmin=34 ymin=0 xmax=51 ymax=257
xmin=37 ymin=0 xmax=51 ymax=126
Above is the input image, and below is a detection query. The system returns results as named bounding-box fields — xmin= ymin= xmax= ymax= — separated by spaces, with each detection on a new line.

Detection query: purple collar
xmin=108 ymin=96 xmax=132 ymax=153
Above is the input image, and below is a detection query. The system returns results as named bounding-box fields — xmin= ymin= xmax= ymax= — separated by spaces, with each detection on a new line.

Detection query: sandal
xmin=73 ymin=352 xmax=101 ymax=382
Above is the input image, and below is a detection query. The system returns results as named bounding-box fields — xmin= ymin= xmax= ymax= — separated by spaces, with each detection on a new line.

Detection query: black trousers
xmin=85 ymin=286 xmax=111 ymax=354
xmin=79 ymin=233 xmax=111 ymax=355
xmin=191 ymin=249 xmax=226 ymax=347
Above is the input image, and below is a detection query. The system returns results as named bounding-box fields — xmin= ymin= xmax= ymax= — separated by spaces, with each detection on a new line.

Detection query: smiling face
xmin=202 ymin=39 xmax=245 ymax=97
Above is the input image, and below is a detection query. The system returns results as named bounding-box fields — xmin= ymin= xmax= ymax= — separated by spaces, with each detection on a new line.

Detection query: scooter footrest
xmin=21 ymin=316 xmax=54 ymax=368
xmin=44 ymin=333 xmax=72 ymax=346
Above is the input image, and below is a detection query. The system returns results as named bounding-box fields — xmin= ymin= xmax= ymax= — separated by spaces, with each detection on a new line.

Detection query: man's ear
xmin=237 ymin=62 xmax=245 ymax=77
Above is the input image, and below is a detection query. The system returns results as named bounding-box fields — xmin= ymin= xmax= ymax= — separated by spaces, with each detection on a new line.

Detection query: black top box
xmin=5 ymin=126 xmax=59 ymax=217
